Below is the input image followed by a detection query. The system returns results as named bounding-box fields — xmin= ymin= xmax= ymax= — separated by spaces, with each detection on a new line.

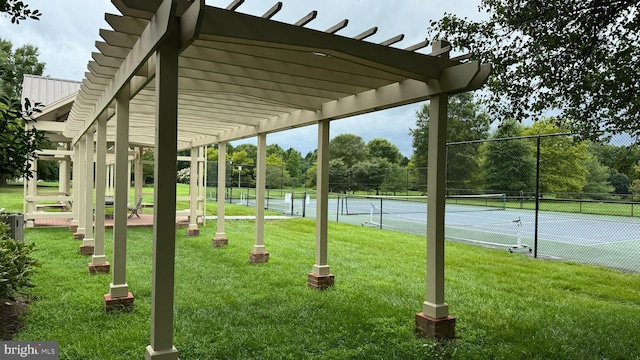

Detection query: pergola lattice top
xmin=63 ymin=0 xmax=490 ymax=150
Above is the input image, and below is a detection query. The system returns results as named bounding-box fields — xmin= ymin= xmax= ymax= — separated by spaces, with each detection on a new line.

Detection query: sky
xmin=0 ymin=0 xmax=486 ymax=157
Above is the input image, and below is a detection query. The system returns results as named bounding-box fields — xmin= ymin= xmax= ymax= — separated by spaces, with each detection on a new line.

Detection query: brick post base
xmin=104 ymin=292 xmax=135 ymax=311
xmin=307 ymin=273 xmax=335 ymax=290
xmin=69 ymin=224 xmax=78 ymax=233
xmin=79 ymin=245 xmax=94 ymax=255
xmin=186 ymin=228 xmax=200 ymax=237
xmin=415 ymin=313 xmax=456 ymax=339
xmin=88 ymin=262 xmax=111 ymax=274
xmin=211 ymin=237 xmax=228 ymax=247
xmin=73 ymin=232 xmax=84 ymax=240
xmin=249 ymin=252 xmax=269 ymax=263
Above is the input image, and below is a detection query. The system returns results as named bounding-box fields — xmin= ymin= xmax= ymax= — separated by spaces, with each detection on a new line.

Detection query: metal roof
xmin=21 ymin=75 xmax=81 ymax=122
xmin=63 ymin=0 xmax=490 ymax=150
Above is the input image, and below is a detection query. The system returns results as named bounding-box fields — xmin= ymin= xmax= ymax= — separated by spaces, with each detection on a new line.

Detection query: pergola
xmin=59 ymin=0 xmax=490 ymax=358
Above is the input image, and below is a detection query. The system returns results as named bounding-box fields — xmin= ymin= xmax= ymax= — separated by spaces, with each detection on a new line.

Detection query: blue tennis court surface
xmin=302 ymin=197 xmax=640 ymax=272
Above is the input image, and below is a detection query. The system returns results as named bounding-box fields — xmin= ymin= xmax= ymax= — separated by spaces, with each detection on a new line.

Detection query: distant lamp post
xmin=237 ymin=165 xmax=242 ymax=189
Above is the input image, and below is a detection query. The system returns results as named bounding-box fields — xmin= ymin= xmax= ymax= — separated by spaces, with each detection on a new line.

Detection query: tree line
xmin=202 ymin=136 xmax=411 ymax=194
xmin=207 ymin=92 xmax=640 ymax=200
xmin=412 ymin=94 xmax=640 ymax=199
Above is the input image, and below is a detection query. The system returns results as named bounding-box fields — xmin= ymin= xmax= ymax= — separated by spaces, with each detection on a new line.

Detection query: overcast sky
xmin=1 ymin=0 xmax=485 ymax=157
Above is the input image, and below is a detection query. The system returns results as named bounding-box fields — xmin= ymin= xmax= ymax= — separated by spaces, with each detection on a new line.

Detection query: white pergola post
xmin=145 ymin=26 xmax=179 ymax=360
xmin=104 ymin=85 xmax=134 ymax=309
xmin=414 ymin=39 xmax=456 ymax=339
xmin=186 ymin=146 xmax=199 ymax=236
xmin=107 ymin=164 xmax=114 ymax=196
xmin=74 ymin=136 xmax=87 ymax=239
xmin=134 ymin=147 xmax=143 ymax=207
xmin=70 ymin=143 xmax=81 ymax=232
xmin=24 ymin=154 xmax=37 ymax=228
xmin=212 ymin=142 xmax=228 ymax=247
xmin=127 ymin=157 xmax=132 ymax=207
xmin=249 ymin=133 xmax=269 ymax=263
xmin=308 ymin=119 xmax=334 ymax=289
xmin=80 ymin=127 xmax=96 ymax=255
xmin=198 ymin=146 xmax=205 ymax=225
xmin=58 ymin=145 xmax=71 ymax=196
xmin=89 ymin=115 xmax=110 ymax=273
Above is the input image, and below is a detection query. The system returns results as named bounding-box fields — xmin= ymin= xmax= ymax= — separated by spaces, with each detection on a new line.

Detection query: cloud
xmin=3 ymin=0 xmax=484 ymax=158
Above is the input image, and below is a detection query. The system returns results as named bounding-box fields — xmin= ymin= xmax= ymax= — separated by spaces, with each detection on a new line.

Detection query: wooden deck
xmin=33 ymin=213 xmax=191 ymax=228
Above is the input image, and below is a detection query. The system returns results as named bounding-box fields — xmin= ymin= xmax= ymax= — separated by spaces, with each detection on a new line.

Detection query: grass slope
xmin=13 ymin=219 xmax=640 ymax=360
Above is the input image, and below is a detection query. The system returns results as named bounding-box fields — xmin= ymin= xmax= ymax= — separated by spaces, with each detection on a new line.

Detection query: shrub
xmin=177 ymin=168 xmax=190 ymax=184
xmin=0 ymin=221 xmax=40 ymax=300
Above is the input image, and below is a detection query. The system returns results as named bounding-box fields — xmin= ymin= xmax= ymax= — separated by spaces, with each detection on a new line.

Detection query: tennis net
xmin=339 ymin=193 xmax=506 ymax=215
xmin=239 ymin=192 xmax=309 ymax=216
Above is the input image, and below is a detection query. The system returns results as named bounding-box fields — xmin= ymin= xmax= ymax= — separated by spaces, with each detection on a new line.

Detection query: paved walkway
xmin=34 ymin=213 xmax=189 ymax=228
xmin=204 ymin=216 xmax=291 ymax=220
xmin=33 ymin=214 xmax=291 ymax=228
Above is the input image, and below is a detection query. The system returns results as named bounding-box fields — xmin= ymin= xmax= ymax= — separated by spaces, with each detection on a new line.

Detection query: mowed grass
xmin=13 ymin=219 xmax=640 ymax=360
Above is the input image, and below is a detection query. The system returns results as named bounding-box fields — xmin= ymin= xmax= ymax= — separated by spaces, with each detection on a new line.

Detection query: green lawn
xmin=0 ymin=183 xmax=271 ymax=217
xmin=6 ymin=182 xmax=639 ymax=218
xmin=12 ymin=220 xmax=640 ymax=360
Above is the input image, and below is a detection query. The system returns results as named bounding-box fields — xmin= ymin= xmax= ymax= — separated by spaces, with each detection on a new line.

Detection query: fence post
xmin=302 ymin=192 xmax=306 ymax=218
xmin=379 ymin=197 xmax=383 ymax=230
xmin=534 ymin=135 xmax=541 ymax=259
xmin=406 ymin=168 xmax=409 ymax=196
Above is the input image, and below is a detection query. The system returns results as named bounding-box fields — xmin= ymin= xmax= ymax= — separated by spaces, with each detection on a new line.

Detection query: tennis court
xmin=298 ymin=194 xmax=640 ymax=273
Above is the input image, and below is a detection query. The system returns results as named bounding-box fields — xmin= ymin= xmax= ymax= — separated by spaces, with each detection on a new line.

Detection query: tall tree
xmin=265 ymin=153 xmax=290 ymax=189
xmin=206 ymin=146 xmax=219 ymax=162
xmin=482 ymin=119 xmax=536 ymax=193
xmin=266 ymin=144 xmax=285 ymax=159
xmin=428 ymin=0 xmax=640 ymax=141
xmin=36 ymin=140 xmax=59 ymax=181
xmin=629 ymin=162 xmax=640 ymax=200
xmin=351 ymin=157 xmax=392 ymax=195
xmin=366 ymin=138 xmax=401 ymax=164
xmin=382 ymin=165 xmax=407 ymax=195
xmin=329 ymin=134 xmax=368 ymax=168
xmin=589 ymin=143 xmax=640 ymax=180
xmin=523 ymin=119 xmax=589 ymax=193
xmin=142 ymin=148 xmax=154 ymax=185
xmin=283 ymin=147 xmax=302 ymax=183
xmin=328 ymin=158 xmax=350 ymax=193
xmin=1 ymin=0 xmax=41 ymax=24
xmin=581 ymin=154 xmax=614 ymax=198
xmin=610 ymin=172 xmax=631 ymax=195
xmin=0 ymin=13 xmax=45 ymax=187
xmin=232 ymin=143 xmax=257 ymax=164
xmin=0 ymin=39 xmax=45 ymax=99
xmin=0 ymin=97 xmax=45 ymax=186
xmin=410 ymin=93 xmax=491 ymax=191
xmin=230 ymin=150 xmax=254 ymax=188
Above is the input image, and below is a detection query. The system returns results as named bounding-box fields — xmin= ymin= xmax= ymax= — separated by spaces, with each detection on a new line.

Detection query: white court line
xmin=339 ymin=203 xmax=640 ymax=246
xmin=583 ymin=237 xmax=640 ymax=247
xmin=446 ymin=236 xmax=530 ymax=249
xmin=445 ymin=224 xmax=521 ymax=239
xmin=449 ymin=212 xmax=640 ymax=244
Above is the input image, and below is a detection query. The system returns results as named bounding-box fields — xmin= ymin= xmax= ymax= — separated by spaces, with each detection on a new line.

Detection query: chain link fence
xmin=444 ymin=134 xmax=640 ymax=272
xmin=206 ymin=135 xmax=640 ymax=272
